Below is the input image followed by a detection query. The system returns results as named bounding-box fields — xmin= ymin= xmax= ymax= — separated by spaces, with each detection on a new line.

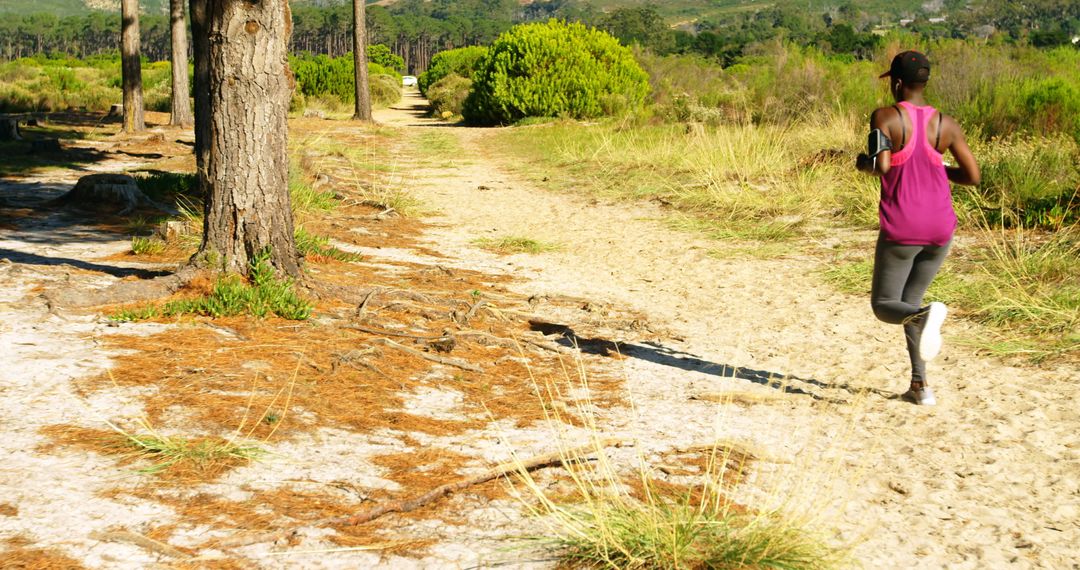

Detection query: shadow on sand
xmin=0 ymin=248 xmax=170 ymax=279
xmin=529 ymin=320 xmax=897 ymax=403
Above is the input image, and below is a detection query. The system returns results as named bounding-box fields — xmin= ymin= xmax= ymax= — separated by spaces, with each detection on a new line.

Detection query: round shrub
xmin=418 ymin=46 xmax=488 ymax=95
xmin=463 ymin=20 xmax=650 ymax=125
xmin=427 ymin=74 xmax=473 ymax=117
xmin=370 ymin=74 xmax=403 ymax=108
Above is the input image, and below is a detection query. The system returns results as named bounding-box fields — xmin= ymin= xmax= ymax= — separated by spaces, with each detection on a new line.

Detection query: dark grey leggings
xmin=870 ymin=234 xmax=952 ymax=382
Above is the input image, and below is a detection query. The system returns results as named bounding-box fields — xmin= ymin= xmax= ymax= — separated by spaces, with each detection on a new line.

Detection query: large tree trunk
xmin=196 ymin=0 xmax=300 ymax=277
xmin=352 ymin=0 xmax=372 ymax=121
xmin=169 ymin=0 xmax=193 ymax=127
xmin=121 ymin=0 xmax=145 ymax=133
xmin=190 ymin=0 xmax=210 ymax=196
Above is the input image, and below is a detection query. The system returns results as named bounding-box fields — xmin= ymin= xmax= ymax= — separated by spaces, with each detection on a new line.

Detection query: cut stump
xmin=50 ymin=173 xmax=180 ymax=216
xmin=0 ymin=118 xmax=21 ymax=141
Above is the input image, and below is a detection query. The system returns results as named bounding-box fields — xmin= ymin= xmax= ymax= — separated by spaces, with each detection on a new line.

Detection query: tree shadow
xmin=0 ymin=248 xmax=171 ymax=279
xmin=0 ymin=141 xmax=114 ymax=178
xmin=529 ymin=321 xmax=896 ymax=403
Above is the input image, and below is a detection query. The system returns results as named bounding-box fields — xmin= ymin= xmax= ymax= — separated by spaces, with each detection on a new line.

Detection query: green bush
xmin=426 ymin=73 xmax=472 ymax=117
xmin=370 ymin=73 xmax=402 ymax=108
xmin=1021 ymin=77 xmax=1080 ymax=142
xmin=957 ymin=135 xmax=1080 ymax=229
xmin=290 ymin=53 xmax=402 ymax=108
xmin=0 ymin=57 xmax=117 ymax=112
xmin=463 ymin=20 xmax=650 ymax=125
xmin=418 ymin=46 xmax=488 ymax=95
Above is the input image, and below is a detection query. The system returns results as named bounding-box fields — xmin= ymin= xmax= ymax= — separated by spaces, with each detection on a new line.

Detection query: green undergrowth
xmin=111 ymin=253 xmax=312 ymax=322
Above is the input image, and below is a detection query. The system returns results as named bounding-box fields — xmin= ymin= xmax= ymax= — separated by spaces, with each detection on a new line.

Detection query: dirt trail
xmin=375 ymin=91 xmax=1080 ymax=568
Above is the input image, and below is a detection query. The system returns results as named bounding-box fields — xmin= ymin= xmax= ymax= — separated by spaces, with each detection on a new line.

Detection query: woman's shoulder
xmin=869 ymin=105 xmax=901 ymax=128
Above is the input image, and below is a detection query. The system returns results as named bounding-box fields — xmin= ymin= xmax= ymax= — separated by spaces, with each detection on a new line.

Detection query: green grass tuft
xmin=474 ymin=236 xmax=561 ymax=254
xmin=547 ymin=497 xmax=844 ymax=570
xmin=130 ymin=236 xmax=166 ymax=256
xmin=294 ymin=227 xmax=362 ymax=262
xmin=118 ymin=431 xmax=264 ymax=476
xmin=111 ymin=251 xmax=313 ymax=322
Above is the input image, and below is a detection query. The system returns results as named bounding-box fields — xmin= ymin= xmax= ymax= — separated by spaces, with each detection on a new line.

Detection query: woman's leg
xmin=870 ymin=235 xmax=923 ymax=324
xmin=901 ymin=241 xmax=952 ymax=383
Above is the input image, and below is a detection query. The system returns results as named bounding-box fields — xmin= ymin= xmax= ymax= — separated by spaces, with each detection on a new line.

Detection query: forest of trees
xmin=0 ymin=0 xmax=1077 ymax=70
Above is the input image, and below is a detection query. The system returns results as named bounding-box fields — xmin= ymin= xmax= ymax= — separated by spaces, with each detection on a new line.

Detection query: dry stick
xmin=370 ymin=337 xmax=482 ymax=373
xmin=89 ymin=529 xmax=192 ymax=560
xmin=344 ymin=323 xmax=448 ymax=341
xmin=356 ymin=288 xmax=378 ymax=315
xmin=460 ymin=299 xmax=486 ymax=324
xmin=216 ymin=438 xmax=625 ymax=549
xmin=332 ymin=437 xmax=624 ymax=526
xmin=455 ymin=330 xmax=566 ymax=354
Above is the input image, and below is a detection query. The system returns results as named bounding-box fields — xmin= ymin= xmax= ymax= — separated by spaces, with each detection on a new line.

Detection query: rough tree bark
xmin=190 ymin=0 xmax=210 ymax=196
xmin=352 ymin=0 xmax=372 ymax=121
xmin=195 ymin=0 xmax=300 ymax=277
xmin=169 ymin=0 xmax=193 ymax=127
xmin=121 ymin=0 xmax=146 ymax=133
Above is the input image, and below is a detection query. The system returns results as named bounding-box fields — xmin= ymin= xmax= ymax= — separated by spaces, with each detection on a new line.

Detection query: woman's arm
xmin=942 ymin=116 xmax=980 ymax=186
xmin=856 ymin=108 xmax=893 ymax=176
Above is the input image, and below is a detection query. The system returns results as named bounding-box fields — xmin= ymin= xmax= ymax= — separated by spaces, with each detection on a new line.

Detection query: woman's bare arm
xmin=856 ymin=107 xmax=894 ymax=176
xmin=943 ymin=116 xmax=980 ymax=186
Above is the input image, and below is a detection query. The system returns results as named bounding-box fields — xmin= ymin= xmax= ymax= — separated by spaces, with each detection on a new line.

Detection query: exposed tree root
xmin=44 ymin=265 xmax=201 ymax=310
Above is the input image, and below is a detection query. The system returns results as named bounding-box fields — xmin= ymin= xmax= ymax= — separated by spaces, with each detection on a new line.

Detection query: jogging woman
xmin=856 ymin=50 xmax=981 ymax=406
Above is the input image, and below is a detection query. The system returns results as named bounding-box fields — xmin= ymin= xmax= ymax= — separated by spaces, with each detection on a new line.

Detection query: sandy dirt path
xmin=374 ymin=91 xmax=1080 ymax=568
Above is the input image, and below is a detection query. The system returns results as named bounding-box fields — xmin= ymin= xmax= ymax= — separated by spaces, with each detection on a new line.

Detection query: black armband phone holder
xmin=868 ymin=129 xmax=892 ymax=157
xmin=867 ymin=129 xmax=892 ymax=170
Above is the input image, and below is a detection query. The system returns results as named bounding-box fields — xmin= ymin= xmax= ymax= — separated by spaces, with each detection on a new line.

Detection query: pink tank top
xmin=879 ymin=101 xmax=956 ymax=246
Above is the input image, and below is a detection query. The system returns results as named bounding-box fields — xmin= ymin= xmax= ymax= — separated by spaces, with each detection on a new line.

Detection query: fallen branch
xmin=217 ymin=438 xmax=625 ymax=548
xmin=332 ymin=437 xmax=625 ymax=526
xmin=89 ymin=529 xmax=192 ymax=560
xmin=371 ymin=337 xmax=482 ymax=373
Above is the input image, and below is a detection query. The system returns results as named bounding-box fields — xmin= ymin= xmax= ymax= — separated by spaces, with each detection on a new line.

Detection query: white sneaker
xmin=918 ymin=302 xmax=947 ymax=362
xmin=902 ymin=386 xmax=937 ymax=406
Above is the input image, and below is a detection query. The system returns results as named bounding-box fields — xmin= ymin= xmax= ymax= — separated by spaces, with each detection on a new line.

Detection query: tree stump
xmin=50 ymin=173 xmax=180 ymax=216
xmin=108 ymin=104 xmax=124 ymax=117
xmin=154 ymin=220 xmax=193 ymax=242
xmin=0 ymin=118 xmax=21 ymax=141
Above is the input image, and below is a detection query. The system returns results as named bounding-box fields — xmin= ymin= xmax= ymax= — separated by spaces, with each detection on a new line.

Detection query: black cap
xmin=879 ymin=50 xmax=930 ymax=83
